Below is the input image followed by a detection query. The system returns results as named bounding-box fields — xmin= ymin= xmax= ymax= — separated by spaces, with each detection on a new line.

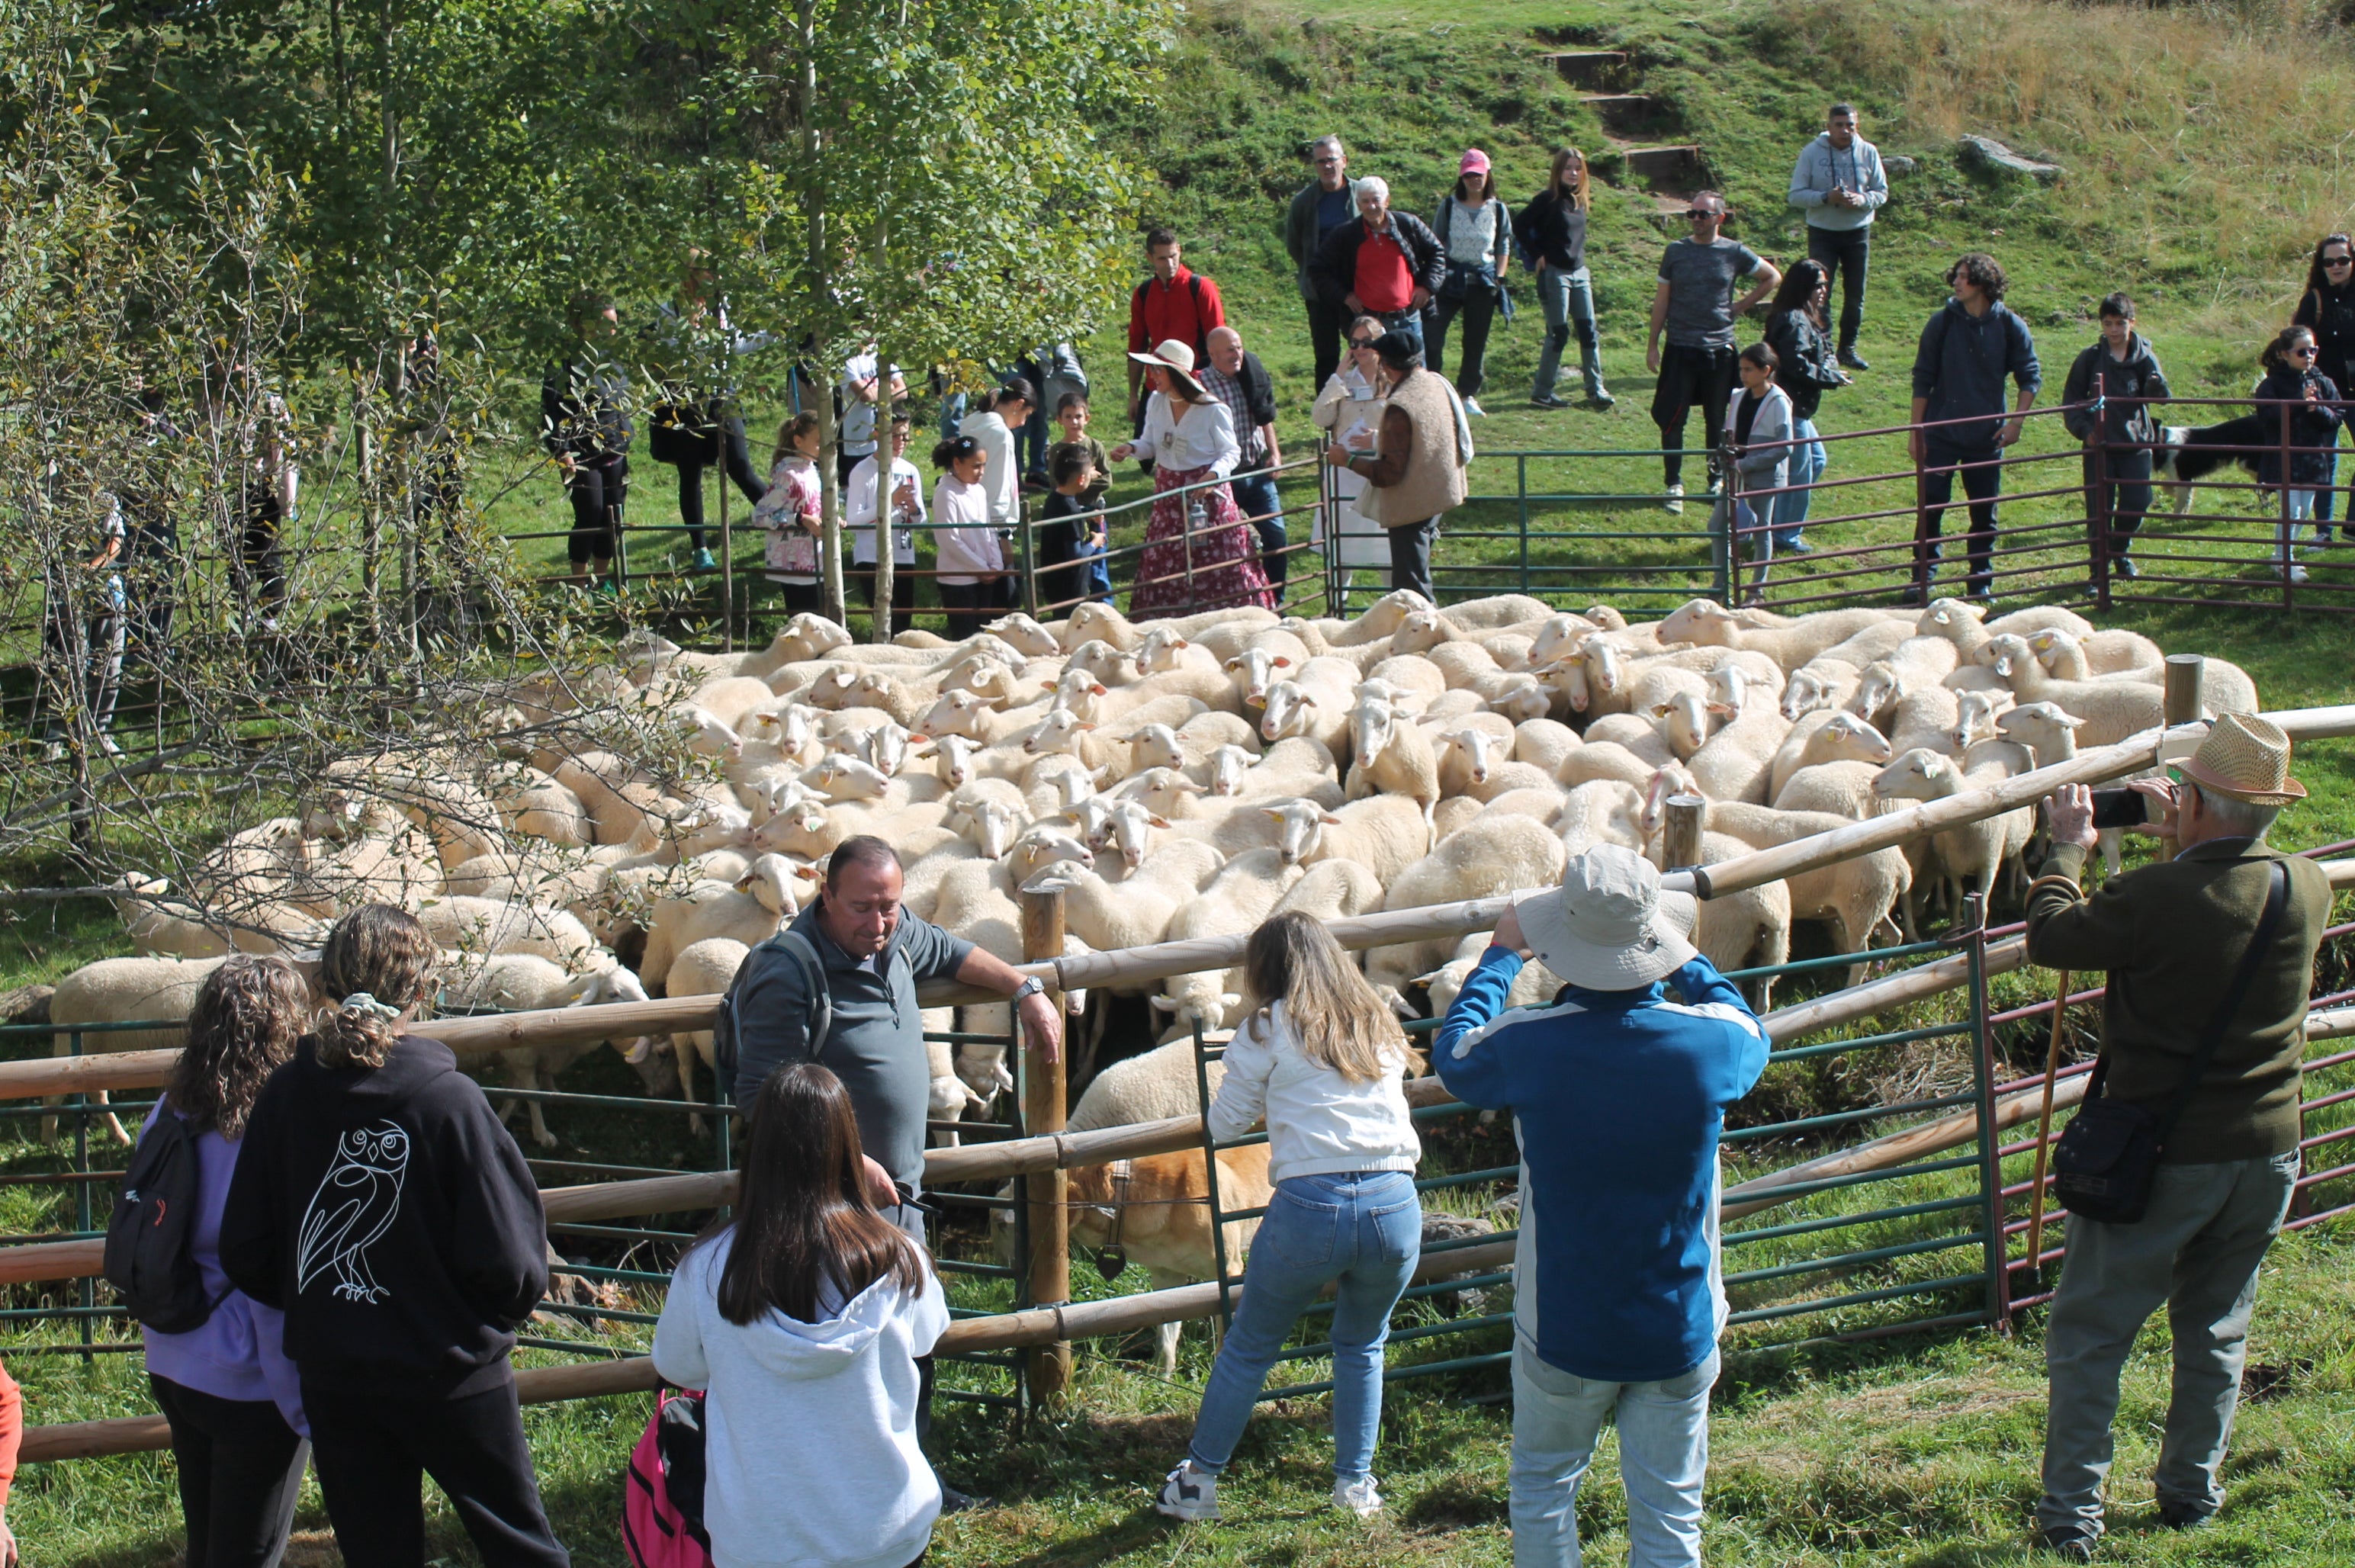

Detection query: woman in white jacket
xmin=1156 ymin=911 xmax=1422 ymax=1525
xmin=653 ymin=1063 xmax=947 ymax=1568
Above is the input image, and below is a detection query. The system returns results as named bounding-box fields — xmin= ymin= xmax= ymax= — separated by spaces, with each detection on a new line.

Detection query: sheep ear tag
xmin=1095 ymin=1246 xmax=1128 ymax=1283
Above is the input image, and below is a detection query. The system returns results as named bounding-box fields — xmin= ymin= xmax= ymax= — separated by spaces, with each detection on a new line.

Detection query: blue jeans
xmin=1532 ymin=265 xmax=1603 ymax=401
xmin=2039 ymin=1152 xmax=2299 ymax=1539
xmin=1511 ymin=1338 xmax=1718 ymax=1568
xmin=1769 ymin=418 xmax=1825 ymax=548
xmin=1187 ymin=1171 xmax=1420 ymax=1482
xmin=1227 ymin=471 xmax=1287 ymax=593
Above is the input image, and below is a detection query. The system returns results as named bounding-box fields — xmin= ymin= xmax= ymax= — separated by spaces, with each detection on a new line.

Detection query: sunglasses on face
xmin=1316 ymin=156 xmax=1342 ymax=165
xmin=1350 ymin=338 xmax=1378 ymax=348
xmin=2328 ymin=256 xmax=2354 ymax=268
xmin=2293 ymin=346 xmax=2320 ymax=358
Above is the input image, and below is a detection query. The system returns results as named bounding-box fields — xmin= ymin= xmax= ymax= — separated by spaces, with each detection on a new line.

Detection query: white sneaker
xmin=1332 ymin=1475 xmax=1384 ymax=1518
xmin=97 ymin=735 xmax=122 ymax=757
xmin=1663 ymin=483 xmax=1685 ymax=516
xmin=2286 ymin=562 xmax=2310 ymax=584
xmin=1462 ymin=397 xmax=1486 ymax=418
xmin=1155 ymin=1460 xmax=1220 ymax=1523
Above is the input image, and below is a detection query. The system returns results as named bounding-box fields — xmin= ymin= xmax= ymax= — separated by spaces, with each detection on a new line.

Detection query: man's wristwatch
xmin=1010 ymin=976 xmax=1045 ymax=1003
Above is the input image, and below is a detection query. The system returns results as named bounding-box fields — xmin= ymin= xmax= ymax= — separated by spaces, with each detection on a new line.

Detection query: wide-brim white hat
xmin=1512 ymin=843 xmax=1699 ymax=991
xmin=1126 ymin=338 xmax=1207 ymax=399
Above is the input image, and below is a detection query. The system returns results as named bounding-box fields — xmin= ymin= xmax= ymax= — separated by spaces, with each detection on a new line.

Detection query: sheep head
xmin=1023 ymin=707 xmax=1095 ymax=757
xmin=772 ymin=613 xmax=853 ymax=664
xmin=917 ymin=688 xmax=994 ymax=741
xmin=1997 ymin=701 xmax=2084 ymax=760
xmin=1872 ymin=747 xmax=1956 ymax=802
xmin=1225 ymin=646 xmax=1292 ymax=707
xmin=961 ymin=797 xmax=1026 ymax=860
xmin=1351 ymin=696 xmax=1399 ymax=766
xmin=1388 ymin=609 xmax=1456 ymax=655
xmin=734 ymin=854 xmax=808 ymax=916
xmin=1781 ymin=667 xmax=1842 ymax=721
xmin=1258 ymin=680 xmax=1319 ymax=742
xmin=1134 ymin=626 xmax=1192 ymax=673
xmin=1952 ymin=689 xmax=2017 ymax=751
xmin=1528 ymin=612 xmax=1599 ymax=670
xmin=1640 ymin=763 xmax=1702 ymax=842
xmin=846 ymin=721 xmax=914 ymax=779
xmin=1981 ymin=634 xmax=2038 ymax=684
xmin=1062 ymin=602 xmax=1132 ymax=651
xmin=1658 ymin=598 xmax=1736 ymax=647
xmin=1115 ymin=766 xmax=1203 ymax=820
xmin=1845 ymin=661 xmax=1904 ymax=723
xmin=1264 ymin=798 xmax=1331 ymax=865
xmin=1101 ymin=799 xmax=1171 ymax=870
xmin=930 ymin=731 xmax=981 ymax=788
xmin=1120 ymin=722 xmax=1186 ymax=776
xmin=985 ymin=612 xmax=1061 ymax=657
xmin=1442 ymin=727 xmax=1497 ymax=786
xmin=1653 ymin=691 xmax=1712 ymax=761
xmin=1205 ymin=744 xmax=1253 ymax=798
xmin=1486 ymin=674 xmax=1552 ymax=725
xmin=1817 ymin=712 xmax=1895 ymax=766
xmin=1013 ymin=824 xmax=1095 ymax=887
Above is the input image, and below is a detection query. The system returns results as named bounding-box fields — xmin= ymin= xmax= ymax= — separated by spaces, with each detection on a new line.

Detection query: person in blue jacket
xmin=1433 ymin=843 xmax=1769 ymax=1568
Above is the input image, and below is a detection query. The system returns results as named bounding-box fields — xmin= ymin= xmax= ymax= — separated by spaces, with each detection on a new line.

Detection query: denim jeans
xmin=1532 ymin=265 xmax=1603 ymax=401
xmin=1769 ymin=418 xmax=1825 ymax=548
xmin=2039 ymin=1152 xmax=2298 ymax=1538
xmin=1227 ymin=471 xmax=1287 ymax=595
xmin=1510 ymin=1338 xmax=1718 ymax=1568
xmin=2080 ymin=446 xmax=2154 ymax=554
xmin=1186 ymin=1171 xmax=1420 ymax=1482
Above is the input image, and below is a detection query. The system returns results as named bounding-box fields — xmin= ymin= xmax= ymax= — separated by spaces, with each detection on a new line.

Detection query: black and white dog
xmin=2154 ymin=415 xmax=2273 ymax=515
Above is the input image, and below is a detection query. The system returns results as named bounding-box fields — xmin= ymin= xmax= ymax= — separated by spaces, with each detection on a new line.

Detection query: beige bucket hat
xmin=1511 ymin=843 xmax=1700 ymax=992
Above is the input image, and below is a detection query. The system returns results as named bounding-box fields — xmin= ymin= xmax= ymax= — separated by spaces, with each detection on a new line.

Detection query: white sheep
xmin=437 ymin=956 xmax=657 ymax=1148
xmin=47 ymin=956 xmax=243 ymax=1142
xmin=1873 ymin=748 xmax=2035 ymax=917
xmin=412 ymin=896 xmax=596 ymax=967
xmin=1152 ymin=849 xmax=1309 ymax=1042
xmin=638 ymin=856 xmax=807 ymax=992
xmin=1262 ymin=795 xmax=1431 ymax=884
xmin=1367 ymin=815 xmax=1566 ymax=1015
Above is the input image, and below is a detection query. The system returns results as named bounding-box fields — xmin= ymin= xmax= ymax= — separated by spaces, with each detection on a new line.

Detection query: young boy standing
xmin=1047 ymin=394 xmax=1113 ymax=511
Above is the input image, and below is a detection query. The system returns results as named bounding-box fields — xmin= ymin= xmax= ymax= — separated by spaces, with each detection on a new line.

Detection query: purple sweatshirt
xmin=138 ymin=1099 xmax=308 ymax=1437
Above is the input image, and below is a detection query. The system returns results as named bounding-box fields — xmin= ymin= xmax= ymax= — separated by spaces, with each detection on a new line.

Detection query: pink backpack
xmin=622 ymin=1389 xmax=712 ymax=1568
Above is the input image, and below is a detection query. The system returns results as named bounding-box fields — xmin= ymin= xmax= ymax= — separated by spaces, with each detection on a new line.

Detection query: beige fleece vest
xmin=1360 ymin=368 xmax=1469 ymax=526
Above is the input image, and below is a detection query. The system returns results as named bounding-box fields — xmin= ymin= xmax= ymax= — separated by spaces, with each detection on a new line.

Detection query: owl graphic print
xmin=296 ymin=1120 xmax=410 ymax=1303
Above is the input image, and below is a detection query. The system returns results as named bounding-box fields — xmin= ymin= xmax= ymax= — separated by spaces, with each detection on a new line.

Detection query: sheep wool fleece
xmin=651 ymin=1233 xmax=949 ymax=1568
xmin=1433 ymin=951 xmax=1768 ymax=1383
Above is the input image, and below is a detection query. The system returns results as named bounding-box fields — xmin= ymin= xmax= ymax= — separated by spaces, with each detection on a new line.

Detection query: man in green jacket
xmin=2026 ymin=714 xmax=2331 ymax=1561
xmin=1285 ymin=134 xmax=1360 ymax=398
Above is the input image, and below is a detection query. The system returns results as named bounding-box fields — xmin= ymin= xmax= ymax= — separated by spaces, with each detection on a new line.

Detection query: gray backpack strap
xmin=772 ymin=930 xmax=834 ymax=1059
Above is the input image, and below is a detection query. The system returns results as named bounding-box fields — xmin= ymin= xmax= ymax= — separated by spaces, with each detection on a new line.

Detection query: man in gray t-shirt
xmin=1645 ymin=194 xmax=1782 ymax=507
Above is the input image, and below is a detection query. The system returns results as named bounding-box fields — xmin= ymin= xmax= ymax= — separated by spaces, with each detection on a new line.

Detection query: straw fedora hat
xmin=1511 ymin=843 xmax=1699 ymax=992
xmin=1126 ymin=338 xmax=1207 ymax=400
xmin=2176 ymin=712 xmax=2305 ymax=806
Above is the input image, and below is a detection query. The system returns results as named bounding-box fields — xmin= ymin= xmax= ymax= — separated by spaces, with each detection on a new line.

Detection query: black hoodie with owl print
xmin=221 ymin=1033 xmax=549 ymax=1398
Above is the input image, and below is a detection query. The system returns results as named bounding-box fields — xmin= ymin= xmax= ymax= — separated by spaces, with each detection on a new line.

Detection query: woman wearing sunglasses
xmin=2252 ymin=325 xmax=2341 ymax=584
xmin=1310 ymin=316 xmax=1395 ymax=593
xmin=2291 ymin=232 xmax=2355 ymax=544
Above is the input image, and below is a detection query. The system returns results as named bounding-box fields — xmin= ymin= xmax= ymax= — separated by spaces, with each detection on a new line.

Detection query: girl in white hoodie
xmin=1156 ymin=911 xmax=1423 ymax=1525
xmin=654 ymin=1063 xmax=947 ymax=1568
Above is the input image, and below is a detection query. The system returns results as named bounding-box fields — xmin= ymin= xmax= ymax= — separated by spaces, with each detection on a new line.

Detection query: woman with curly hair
xmin=140 ymin=956 xmax=313 ymax=1568
xmin=221 ymin=904 xmax=567 ymax=1568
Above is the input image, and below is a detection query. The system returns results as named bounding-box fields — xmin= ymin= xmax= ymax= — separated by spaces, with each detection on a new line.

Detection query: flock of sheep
xmin=45 ymin=590 xmax=2257 ymax=1168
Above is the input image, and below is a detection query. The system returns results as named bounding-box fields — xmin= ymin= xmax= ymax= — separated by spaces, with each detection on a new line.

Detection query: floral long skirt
xmin=1129 ymin=463 xmax=1276 ymax=619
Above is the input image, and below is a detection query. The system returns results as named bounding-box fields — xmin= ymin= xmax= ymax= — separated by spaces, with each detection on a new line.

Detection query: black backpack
xmin=104 ymin=1108 xmax=222 ymax=1333
xmin=710 ymin=930 xmax=834 ymax=1103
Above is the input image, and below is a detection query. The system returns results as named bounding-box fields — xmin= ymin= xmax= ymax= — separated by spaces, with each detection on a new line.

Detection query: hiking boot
xmin=1663 ymin=483 xmax=1685 ymax=516
xmin=2039 ymin=1523 xmax=2096 ymax=1562
xmin=1332 ymin=1475 xmax=1384 ymax=1518
xmin=1839 ymin=345 xmax=1871 ymax=371
xmin=1155 ymin=1460 xmax=1220 ymax=1523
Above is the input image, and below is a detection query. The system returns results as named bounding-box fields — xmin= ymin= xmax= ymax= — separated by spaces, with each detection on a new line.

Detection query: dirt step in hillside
xmin=1545 ymin=47 xmax=1702 ymax=217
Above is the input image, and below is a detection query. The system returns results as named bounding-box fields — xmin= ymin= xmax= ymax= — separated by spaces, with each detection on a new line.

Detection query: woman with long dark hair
xmin=2292 ymin=231 xmax=2355 ymax=542
xmin=654 ymin=1063 xmax=946 ymax=1568
xmin=221 ymin=905 xmax=566 ymax=1568
xmin=1761 ymin=258 xmax=1848 ymax=554
xmin=142 ymin=956 xmax=313 ymax=1568
xmin=1110 ymin=342 xmax=1275 ymax=619
xmin=1156 ymin=911 xmax=1422 ymax=1525
xmin=1517 ymin=146 xmax=1611 ymax=408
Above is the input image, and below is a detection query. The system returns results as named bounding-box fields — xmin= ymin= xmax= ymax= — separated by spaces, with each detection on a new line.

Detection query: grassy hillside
xmin=12 ymin=1 xmax=2355 ymax=1564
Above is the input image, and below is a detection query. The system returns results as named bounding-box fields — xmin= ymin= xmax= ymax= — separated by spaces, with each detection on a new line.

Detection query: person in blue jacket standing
xmin=1433 ymin=844 xmax=1769 ymax=1568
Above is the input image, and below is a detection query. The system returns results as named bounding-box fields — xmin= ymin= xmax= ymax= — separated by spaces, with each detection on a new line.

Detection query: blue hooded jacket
xmin=1434 ymin=949 xmax=1768 ymax=1383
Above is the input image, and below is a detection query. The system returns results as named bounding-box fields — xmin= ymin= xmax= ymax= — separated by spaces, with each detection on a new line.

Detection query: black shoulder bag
xmin=2052 ymin=859 xmax=2289 ymax=1225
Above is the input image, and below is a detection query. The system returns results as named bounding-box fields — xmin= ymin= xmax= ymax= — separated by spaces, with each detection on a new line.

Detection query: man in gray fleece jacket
xmin=1788 ymin=104 xmax=1888 ymax=368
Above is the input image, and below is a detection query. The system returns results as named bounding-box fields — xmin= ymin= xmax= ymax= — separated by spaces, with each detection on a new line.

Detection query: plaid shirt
xmin=1197 ymin=362 xmax=1264 ymax=466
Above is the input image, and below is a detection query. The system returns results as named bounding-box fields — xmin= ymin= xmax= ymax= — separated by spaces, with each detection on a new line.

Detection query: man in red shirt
xmin=1310 ymin=177 xmax=1444 ymax=358
xmin=1126 ymin=228 xmax=1227 ymax=429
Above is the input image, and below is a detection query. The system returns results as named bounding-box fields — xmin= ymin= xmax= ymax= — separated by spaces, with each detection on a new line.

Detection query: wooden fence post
xmin=1663 ymin=794 xmax=1706 ymax=873
xmin=1020 ymin=887 xmax=1071 ymax=1409
xmin=2161 ymin=655 xmax=2205 ymax=861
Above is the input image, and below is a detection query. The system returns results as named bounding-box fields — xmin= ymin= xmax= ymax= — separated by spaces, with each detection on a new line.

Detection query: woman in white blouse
xmin=1311 ymin=316 xmax=1394 ymax=586
xmin=1110 ymin=339 xmax=1274 ymax=619
xmin=928 ymin=433 xmax=1004 ymax=638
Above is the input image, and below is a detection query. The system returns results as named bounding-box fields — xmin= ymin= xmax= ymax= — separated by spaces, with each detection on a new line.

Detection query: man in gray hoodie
xmin=1788 ymin=104 xmax=1888 ymax=370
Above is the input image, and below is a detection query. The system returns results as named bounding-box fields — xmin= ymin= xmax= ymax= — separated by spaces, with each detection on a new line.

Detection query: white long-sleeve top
xmin=1138 ymin=392 xmax=1241 ymax=478
xmin=957 ymin=410 xmax=1022 ymax=527
xmin=846 ymin=453 xmax=923 ymax=566
xmin=930 ymin=471 xmax=1003 ymax=584
xmin=653 ymin=1233 xmax=948 ymax=1568
xmin=1205 ymin=1001 xmax=1422 ymax=1184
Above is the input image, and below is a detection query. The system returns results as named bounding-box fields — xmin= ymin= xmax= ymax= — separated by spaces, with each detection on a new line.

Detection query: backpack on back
xmin=710 ymin=929 xmax=834 ymax=1102
xmin=622 ymin=1388 xmax=713 ymax=1568
xmin=103 ymin=1109 xmax=220 ymax=1334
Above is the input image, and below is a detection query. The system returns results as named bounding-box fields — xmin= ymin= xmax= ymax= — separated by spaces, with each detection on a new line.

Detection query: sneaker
xmin=1462 ymin=397 xmax=1486 ymax=418
xmin=1965 ymin=583 xmax=1995 ymax=603
xmin=2157 ymin=1502 xmax=2211 ymax=1531
xmin=1586 ymin=385 xmax=1616 ymax=409
xmin=258 ymin=615 xmax=281 ymax=633
xmin=592 ymin=577 xmax=620 ymax=597
xmin=1529 ymin=392 xmax=1569 ymax=410
xmin=1663 ymin=483 xmax=1685 ymax=516
xmin=2039 ymin=1523 xmax=2096 ymax=1562
xmin=2112 ymin=555 xmax=2140 ymax=580
xmin=1332 ymin=1476 xmax=1384 ymax=1518
xmin=692 ymin=548 xmax=718 ymax=571
xmin=1839 ymin=346 xmax=1871 ymax=371
xmin=2286 ymin=562 xmax=2310 ymax=584
xmin=1155 ymin=1460 xmax=1220 ymax=1523
xmin=1776 ymin=536 xmax=1813 ymax=555
xmin=2312 ymin=526 xmax=2336 ymax=546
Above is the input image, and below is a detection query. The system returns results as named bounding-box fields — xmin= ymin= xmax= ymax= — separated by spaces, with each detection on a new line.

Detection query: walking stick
xmin=2025 ymin=969 xmax=2070 ymax=1277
